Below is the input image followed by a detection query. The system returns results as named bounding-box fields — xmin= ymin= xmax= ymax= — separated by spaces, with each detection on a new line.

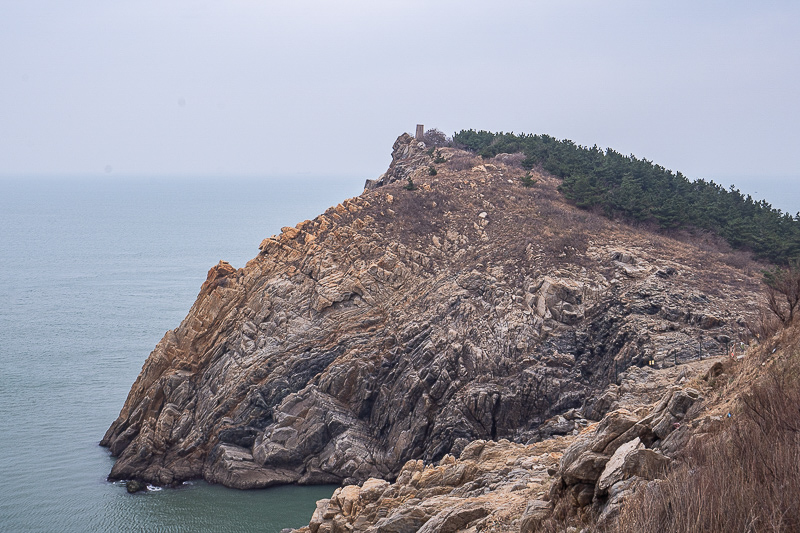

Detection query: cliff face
xmin=299 ymin=357 xmax=721 ymax=533
xmin=102 ymin=134 xmax=760 ymax=489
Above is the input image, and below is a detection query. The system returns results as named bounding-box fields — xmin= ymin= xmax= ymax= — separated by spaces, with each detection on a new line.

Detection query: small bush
xmin=491 ymin=152 xmax=526 ymax=168
xmin=422 ymin=128 xmax=450 ymax=147
xmin=521 ymin=172 xmax=537 ymax=188
xmin=404 ymin=177 xmax=417 ymax=191
xmin=428 ymin=166 xmax=437 ymax=176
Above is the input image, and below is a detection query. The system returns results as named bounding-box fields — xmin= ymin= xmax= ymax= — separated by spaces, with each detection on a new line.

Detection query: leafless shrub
xmin=447 ymin=153 xmax=481 ymax=172
xmin=388 ymin=188 xmax=451 ymax=246
xmin=538 ymin=497 xmax=596 ymax=532
xmin=764 ymin=262 xmax=800 ymax=324
xmin=614 ymin=346 xmax=800 ymax=533
xmin=746 ymin=306 xmax=783 ymax=342
xmin=543 ymin=230 xmax=590 ymax=264
xmin=422 ymin=128 xmax=450 ymax=147
xmin=720 ymin=249 xmax=754 ymax=272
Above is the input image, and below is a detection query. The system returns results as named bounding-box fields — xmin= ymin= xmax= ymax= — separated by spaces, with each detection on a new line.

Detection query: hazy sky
xmin=2 ymin=1 xmax=798 ymax=187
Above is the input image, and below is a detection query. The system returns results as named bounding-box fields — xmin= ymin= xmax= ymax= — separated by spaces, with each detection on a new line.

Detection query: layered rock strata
xmin=297 ymin=357 xmax=726 ymax=533
xmin=102 ymin=133 xmax=760 ymax=488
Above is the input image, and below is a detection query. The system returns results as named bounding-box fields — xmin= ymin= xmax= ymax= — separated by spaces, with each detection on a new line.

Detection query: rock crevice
xmin=102 ymin=133 xmax=759 ymax=490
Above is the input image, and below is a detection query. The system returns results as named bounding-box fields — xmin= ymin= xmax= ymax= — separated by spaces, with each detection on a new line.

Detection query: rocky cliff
xmin=102 ymin=133 xmax=761 ymax=490
xmin=299 ymin=357 xmax=723 ymax=533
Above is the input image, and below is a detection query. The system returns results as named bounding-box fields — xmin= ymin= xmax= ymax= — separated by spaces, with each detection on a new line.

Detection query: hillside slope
xmin=102 ymin=133 xmax=761 ymax=489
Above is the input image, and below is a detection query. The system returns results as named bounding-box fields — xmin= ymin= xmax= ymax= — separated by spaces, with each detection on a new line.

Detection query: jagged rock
xmin=366 ymin=508 xmax=430 ymax=533
xmin=293 ymin=358 xmax=738 ymax=533
xmin=416 ymin=503 xmax=488 ymax=533
xmin=595 ymin=436 xmax=669 ymax=497
xmin=596 ymin=476 xmax=644 ymax=528
xmin=583 ymin=388 xmax=619 ymax=420
xmin=520 ymin=500 xmax=553 ymax=533
xmin=102 ymin=132 xmax=756 ymax=490
xmin=651 ymin=388 xmax=702 ymax=439
xmin=294 ymin=438 xmax=566 ymax=533
xmin=562 ymin=452 xmax=610 ymax=485
xmin=125 ymin=480 xmax=146 ymax=493
xmin=595 ymin=438 xmax=644 ymax=494
xmin=548 ymin=384 xmax=702 ymax=526
xmin=558 ymin=409 xmax=638 ymax=477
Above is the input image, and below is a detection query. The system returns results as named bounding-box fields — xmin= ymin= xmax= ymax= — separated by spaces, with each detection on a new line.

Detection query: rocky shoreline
xmin=299 ymin=357 xmax=725 ymax=533
xmin=102 ymin=133 xmax=760 ymax=499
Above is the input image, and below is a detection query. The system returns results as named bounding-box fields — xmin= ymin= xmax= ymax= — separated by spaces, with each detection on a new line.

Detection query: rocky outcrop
xmin=363 ymin=133 xmax=433 ymax=190
xmin=102 ymin=132 xmax=759 ymax=490
xmin=294 ymin=356 xmax=727 ymax=533
xmin=548 ymin=385 xmax=702 ymax=527
xmin=303 ymin=438 xmax=564 ymax=533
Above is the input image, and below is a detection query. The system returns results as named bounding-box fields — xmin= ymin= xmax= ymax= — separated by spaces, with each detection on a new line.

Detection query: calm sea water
xmin=707 ymin=175 xmax=800 ymax=216
xmin=0 ymin=176 xmax=364 ymax=533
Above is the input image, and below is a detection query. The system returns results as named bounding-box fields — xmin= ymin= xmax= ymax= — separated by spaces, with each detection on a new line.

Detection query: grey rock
xmin=102 ymin=134 xmax=756 ymax=489
xmin=366 ymin=508 xmax=430 ymax=533
xmin=520 ymin=500 xmax=553 ymax=533
xmin=125 ymin=480 xmax=146 ymax=493
xmin=562 ymin=452 xmax=609 ymax=484
xmin=416 ymin=503 xmax=488 ymax=533
xmin=595 ymin=437 xmax=644 ymax=494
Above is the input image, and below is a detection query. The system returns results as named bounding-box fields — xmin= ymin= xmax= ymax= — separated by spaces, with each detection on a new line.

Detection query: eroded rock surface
xmin=304 ymin=438 xmax=564 ymax=533
xmin=295 ymin=357 xmax=727 ymax=533
xmin=102 ymin=133 xmax=760 ymax=489
xmin=548 ymin=384 xmax=704 ymax=528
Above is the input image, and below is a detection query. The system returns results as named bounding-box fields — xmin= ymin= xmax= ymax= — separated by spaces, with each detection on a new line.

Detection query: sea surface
xmin=0 ymin=176 xmax=364 ymax=533
xmin=1 ymin=172 xmax=797 ymax=532
xmin=708 ymin=175 xmax=800 ymax=216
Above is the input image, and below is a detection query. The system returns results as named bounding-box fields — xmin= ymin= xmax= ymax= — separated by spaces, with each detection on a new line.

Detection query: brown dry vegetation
xmin=612 ymin=324 xmax=800 ymax=533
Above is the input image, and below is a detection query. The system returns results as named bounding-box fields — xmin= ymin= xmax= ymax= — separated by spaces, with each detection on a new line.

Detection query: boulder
xmin=366 ymin=508 xmax=430 ymax=533
xmin=595 ymin=438 xmax=644 ymax=494
xmin=520 ymin=500 xmax=553 ymax=533
xmin=562 ymin=451 xmax=609 ymax=485
xmin=416 ymin=503 xmax=488 ymax=533
xmin=125 ymin=480 xmax=146 ymax=493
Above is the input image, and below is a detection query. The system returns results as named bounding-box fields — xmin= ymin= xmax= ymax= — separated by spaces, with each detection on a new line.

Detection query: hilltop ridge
xmin=102 ymin=132 xmax=762 ymax=497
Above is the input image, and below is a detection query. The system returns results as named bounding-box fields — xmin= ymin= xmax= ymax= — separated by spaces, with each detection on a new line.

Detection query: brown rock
xmin=520 ymin=500 xmax=553 ymax=533
xmin=102 ymin=133 xmax=757 ymax=492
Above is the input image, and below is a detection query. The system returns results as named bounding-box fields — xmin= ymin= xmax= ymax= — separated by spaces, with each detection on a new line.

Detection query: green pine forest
xmin=453 ymin=130 xmax=800 ymax=265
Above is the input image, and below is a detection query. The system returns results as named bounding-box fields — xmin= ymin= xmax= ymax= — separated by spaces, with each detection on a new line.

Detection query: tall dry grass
xmin=613 ymin=329 xmax=800 ymax=533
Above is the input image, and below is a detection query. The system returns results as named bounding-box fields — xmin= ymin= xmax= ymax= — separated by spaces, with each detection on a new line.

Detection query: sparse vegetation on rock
xmin=453 ymin=129 xmax=800 ymax=265
xmin=103 ymin=132 xmax=762 ymax=496
xmin=101 ymin=129 xmax=797 ymax=533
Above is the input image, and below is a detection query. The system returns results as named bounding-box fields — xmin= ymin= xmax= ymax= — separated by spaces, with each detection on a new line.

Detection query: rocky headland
xmin=103 ymin=132 xmax=765 ymax=528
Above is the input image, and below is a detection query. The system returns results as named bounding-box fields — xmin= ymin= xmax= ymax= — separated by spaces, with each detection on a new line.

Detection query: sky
xmin=2 ymin=0 xmax=799 ymax=206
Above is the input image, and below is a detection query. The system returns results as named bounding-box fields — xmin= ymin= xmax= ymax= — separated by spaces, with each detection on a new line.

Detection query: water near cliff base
xmin=0 ymin=176 xmax=363 ymax=532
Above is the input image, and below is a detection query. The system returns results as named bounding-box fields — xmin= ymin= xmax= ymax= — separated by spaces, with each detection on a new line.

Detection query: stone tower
xmin=415 ymin=124 xmax=424 ymax=141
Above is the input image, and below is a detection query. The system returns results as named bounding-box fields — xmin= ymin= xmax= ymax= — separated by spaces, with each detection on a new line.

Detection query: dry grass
xmin=613 ymin=325 xmax=800 ymax=533
xmin=447 ymin=153 xmax=481 ymax=172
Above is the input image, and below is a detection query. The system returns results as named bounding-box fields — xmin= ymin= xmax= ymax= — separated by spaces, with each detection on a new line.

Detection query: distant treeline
xmin=453 ymin=129 xmax=800 ymax=264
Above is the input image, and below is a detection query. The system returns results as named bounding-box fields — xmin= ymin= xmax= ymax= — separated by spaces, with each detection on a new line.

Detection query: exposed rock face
xmin=363 ymin=133 xmax=432 ymax=190
xmin=296 ymin=357 xmax=726 ymax=533
xmin=548 ymin=385 xmax=702 ymax=527
xmin=102 ymin=132 xmax=759 ymax=489
xmin=305 ymin=438 xmax=564 ymax=533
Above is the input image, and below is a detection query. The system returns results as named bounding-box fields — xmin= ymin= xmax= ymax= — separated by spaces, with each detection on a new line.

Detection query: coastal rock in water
xmin=125 ymin=480 xmax=146 ymax=493
xmin=102 ymin=132 xmax=758 ymax=489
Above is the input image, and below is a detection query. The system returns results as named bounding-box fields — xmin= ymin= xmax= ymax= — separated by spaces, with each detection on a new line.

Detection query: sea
xmin=0 ymin=176 xmax=364 ymax=533
xmin=1 ymin=172 xmax=797 ymax=533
